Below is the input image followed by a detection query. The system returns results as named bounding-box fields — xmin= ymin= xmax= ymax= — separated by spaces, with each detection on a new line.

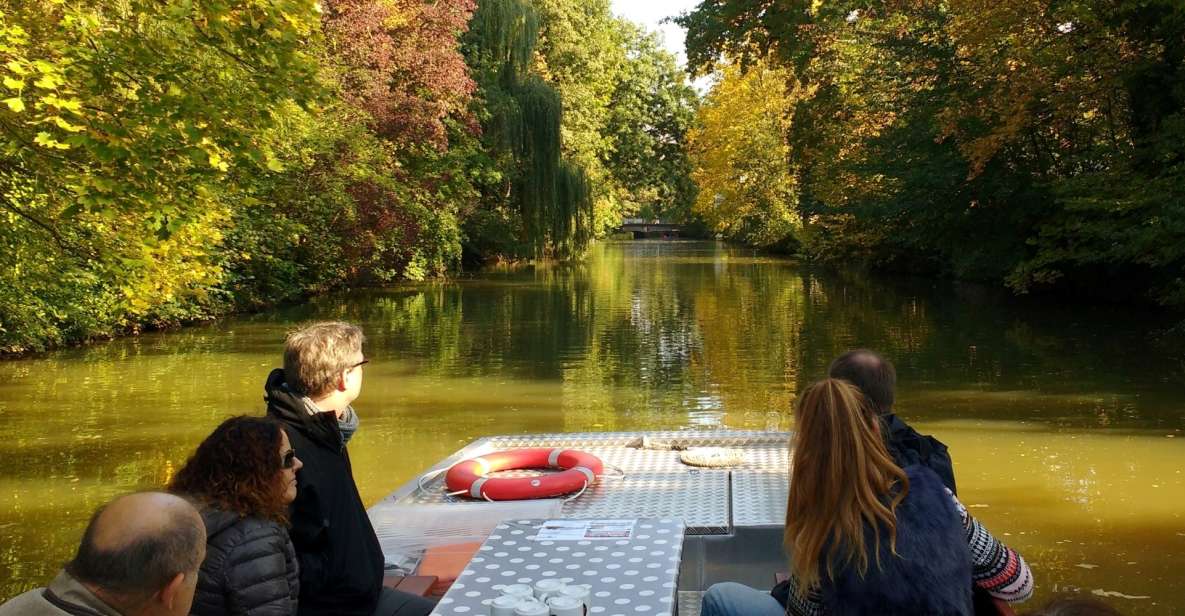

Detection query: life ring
xmin=445 ymin=448 xmax=604 ymax=500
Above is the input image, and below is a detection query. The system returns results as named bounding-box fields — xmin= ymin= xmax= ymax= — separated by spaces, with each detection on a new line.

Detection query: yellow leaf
xmin=207 ymin=151 xmax=228 ymax=171
xmin=33 ymin=131 xmax=70 ymax=149
xmin=3 ymin=96 xmax=24 ymax=112
xmin=56 ymin=98 xmax=82 ymax=113
xmin=52 ymin=116 xmax=84 ymax=132
xmin=2 ymin=76 xmax=21 ymax=90
xmin=33 ymin=74 xmax=60 ymax=90
xmin=5 ymin=60 xmax=27 ymax=75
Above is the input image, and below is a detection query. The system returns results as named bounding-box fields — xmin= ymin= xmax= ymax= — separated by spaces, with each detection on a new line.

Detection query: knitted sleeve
xmin=947 ymin=490 xmax=1035 ymax=602
xmin=783 ymin=575 xmax=826 ymax=616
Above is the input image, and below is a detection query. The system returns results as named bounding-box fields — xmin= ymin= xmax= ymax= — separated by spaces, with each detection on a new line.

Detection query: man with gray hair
xmin=265 ymin=322 xmax=433 ymax=616
xmin=0 ymin=492 xmax=205 ymax=616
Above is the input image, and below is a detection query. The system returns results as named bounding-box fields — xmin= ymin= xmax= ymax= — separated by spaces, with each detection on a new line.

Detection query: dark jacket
xmin=192 ymin=507 xmax=300 ymax=616
xmin=883 ymin=412 xmax=957 ymax=495
xmin=264 ymin=369 xmax=384 ymax=616
xmin=821 ymin=465 xmax=973 ymax=616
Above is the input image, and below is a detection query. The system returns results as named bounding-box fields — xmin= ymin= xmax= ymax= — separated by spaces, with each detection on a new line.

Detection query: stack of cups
xmin=488 ymin=581 xmax=592 ymax=616
xmin=544 ymin=596 xmax=584 ymax=616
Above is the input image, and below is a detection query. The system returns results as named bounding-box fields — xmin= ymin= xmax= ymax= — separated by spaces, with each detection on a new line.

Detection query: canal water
xmin=1 ymin=240 xmax=1182 ymax=612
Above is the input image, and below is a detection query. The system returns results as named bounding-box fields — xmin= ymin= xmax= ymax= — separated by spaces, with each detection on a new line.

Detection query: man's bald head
xmin=66 ymin=492 xmax=204 ymax=602
xmin=828 ymin=349 xmax=896 ymax=414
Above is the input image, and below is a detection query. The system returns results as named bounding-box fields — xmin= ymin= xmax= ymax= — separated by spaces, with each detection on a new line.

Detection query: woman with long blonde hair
xmin=702 ymin=379 xmax=1033 ymax=616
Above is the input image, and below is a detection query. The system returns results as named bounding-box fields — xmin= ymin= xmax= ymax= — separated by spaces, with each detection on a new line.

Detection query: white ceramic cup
xmin=513 ymin=599 xmax=550 ymax=616
xmin=546 ymin=595 xmax=585 ymax=616
xmin=533 ymin=579 xmax=566 ymax=601
xmin=502 ymin=584 xmax=535 ymax=600
xmin=490 ymin=595 xmax=523 ymax=616
xmin=558 ymin=584 xmax=590 ymax=608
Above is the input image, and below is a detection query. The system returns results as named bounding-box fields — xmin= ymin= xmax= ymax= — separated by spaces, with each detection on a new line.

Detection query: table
xmin=430 ymin=518 xmax=684 ymax=616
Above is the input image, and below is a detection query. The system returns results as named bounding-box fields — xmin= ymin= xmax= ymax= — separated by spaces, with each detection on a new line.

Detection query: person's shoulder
xmin=0 ymin=588 xmax=63 ymax=616
xmin=223 ymin=516 xmax=291 ymax=562
xmin=903 ymin=463 xmax=944 ymax=484
xmin=228 ymin=514 xmax=285 ymax=540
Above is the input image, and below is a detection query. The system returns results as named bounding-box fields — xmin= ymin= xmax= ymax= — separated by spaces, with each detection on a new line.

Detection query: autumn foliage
xmin=681 ymin=0 xmax=1185 ymax=307
xmin=0 ymin=0 xmax=699 ymax=353
xmin=322 ymin=0 xmax=477 ymax=149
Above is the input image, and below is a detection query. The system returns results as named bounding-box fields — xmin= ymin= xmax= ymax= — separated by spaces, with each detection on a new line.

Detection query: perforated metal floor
xmin=731 ymin=470 xmax=789 ymax=527
xmin=384 ymin=431 xmax=792 ymax=535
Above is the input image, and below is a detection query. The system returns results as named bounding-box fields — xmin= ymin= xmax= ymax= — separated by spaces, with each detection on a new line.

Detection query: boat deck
xmin=368 ymin=431 xmax=793 ymax=615
xmin=375 ymin=431 xmax=790 ymax=533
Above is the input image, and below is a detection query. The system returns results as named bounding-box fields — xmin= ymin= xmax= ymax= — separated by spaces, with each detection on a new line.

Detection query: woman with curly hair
xmin=170 ymin=415 xmax=303 ymax=615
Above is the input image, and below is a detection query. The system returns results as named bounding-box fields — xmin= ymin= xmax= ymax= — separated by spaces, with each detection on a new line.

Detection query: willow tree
xmin=463 ymin=0 xmax=592 ymax=259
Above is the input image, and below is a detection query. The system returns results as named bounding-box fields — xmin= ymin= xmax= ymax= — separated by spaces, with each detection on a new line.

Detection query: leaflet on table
xmin=533 ymin=519 xmax=637 ymax=541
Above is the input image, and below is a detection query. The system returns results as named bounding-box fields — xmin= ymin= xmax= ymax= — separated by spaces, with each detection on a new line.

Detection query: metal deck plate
xmin=486 ymin=431 xmax=790 ymax=449
xmin=561 ymin=470 xmax=730 ymax=535
xmin=677 ymin=591 xmax=704 ymax=616
xmin=389 ymin=431 xmax=793 ymax=534
xmin=731 ymin=471 xmax=789 ymax=527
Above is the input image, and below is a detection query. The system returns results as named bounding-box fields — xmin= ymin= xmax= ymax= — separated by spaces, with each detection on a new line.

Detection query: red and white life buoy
xmin=445 ymin=448 xmax=604 ymax=501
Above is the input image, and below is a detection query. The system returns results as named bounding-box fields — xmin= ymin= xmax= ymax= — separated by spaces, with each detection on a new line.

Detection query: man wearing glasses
xmin=265 ymin=322 xmax=433 ymax=616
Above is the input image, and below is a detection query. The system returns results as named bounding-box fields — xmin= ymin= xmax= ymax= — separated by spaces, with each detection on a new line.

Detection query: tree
xmin=603 ymin=23 xmax=699 ymax=222
xmin=0 ymin=0 xmax=323 ymax=351
xmin=688 ymin=59 xmax=798 ymax=250
xmin=462 ymin=0 xmax=593 ymax=259
xmin=678 ymin=0 xmax=1185 ymax=308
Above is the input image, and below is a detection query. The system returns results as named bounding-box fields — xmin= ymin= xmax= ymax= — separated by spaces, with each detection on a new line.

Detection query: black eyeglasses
xmin=281 ymin=449 xmax=298 ymax=469
xmin=348 ymin=359 xmax=369 ymax=371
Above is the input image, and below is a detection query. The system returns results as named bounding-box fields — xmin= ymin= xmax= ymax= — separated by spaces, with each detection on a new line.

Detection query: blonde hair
xmin=283 ymin=322 xmax=365 ymax=397
xmin=784 ymin=378 xmax=909 ymax=593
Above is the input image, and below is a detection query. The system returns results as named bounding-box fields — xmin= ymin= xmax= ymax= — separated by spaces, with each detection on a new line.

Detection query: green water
xmin=1 ymin=241 xmax=1183 ymax=612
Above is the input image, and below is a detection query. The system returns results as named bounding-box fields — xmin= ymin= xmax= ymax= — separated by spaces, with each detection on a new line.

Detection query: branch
xmin=0 ymin=193 xmax=93 ymax=260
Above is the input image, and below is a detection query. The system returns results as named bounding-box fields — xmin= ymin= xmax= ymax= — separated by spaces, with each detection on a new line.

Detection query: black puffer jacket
xmin=264 ymin=369 xmax=384 ymax=616
xmin=191 ymin=507 xmax=300 ymax=616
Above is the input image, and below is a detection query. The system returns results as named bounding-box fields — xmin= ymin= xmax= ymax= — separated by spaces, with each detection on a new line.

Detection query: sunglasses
xmin=281 ymin=449 xmax=298 ymax=469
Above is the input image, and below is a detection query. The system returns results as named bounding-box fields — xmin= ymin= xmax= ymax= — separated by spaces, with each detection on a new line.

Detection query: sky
xmin=609 ymin=0 xmax=713 ymax=92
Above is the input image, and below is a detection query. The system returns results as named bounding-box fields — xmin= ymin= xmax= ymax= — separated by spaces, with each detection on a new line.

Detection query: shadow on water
xmin=1 ymin=240 xmax=1182 ymax=612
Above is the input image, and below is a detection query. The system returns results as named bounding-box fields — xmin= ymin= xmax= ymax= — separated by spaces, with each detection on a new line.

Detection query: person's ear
xmin=336 ymin=369 xmax=349 ymax=392
xmin=157 ymin=572 xmax=186 ymax=611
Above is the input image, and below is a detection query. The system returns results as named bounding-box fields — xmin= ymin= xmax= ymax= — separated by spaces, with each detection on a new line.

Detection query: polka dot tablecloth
xmin=430 ymin=518 xmax=684 ymax=616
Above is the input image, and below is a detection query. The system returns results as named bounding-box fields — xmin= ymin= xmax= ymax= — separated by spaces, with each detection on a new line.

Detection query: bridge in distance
xmin=616 ymin=218 xmax=688 ymax=238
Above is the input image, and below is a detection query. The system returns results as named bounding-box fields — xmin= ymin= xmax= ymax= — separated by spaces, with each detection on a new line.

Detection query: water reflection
xmin=0 ymin=241 xmax=1182 ymax=613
